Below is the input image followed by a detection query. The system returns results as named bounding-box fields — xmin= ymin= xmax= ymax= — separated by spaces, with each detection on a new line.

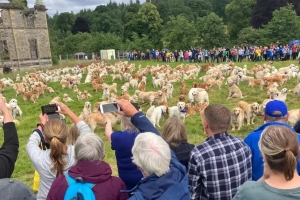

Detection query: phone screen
xmin=100 ymin=103 xmax=119 ymax=113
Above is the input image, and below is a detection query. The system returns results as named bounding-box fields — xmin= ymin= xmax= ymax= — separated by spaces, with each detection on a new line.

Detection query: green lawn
xmin=0 ymin=58 xmax=299 ymax=188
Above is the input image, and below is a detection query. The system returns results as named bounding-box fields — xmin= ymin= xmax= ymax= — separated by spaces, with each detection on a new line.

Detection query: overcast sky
xmin=0 ymin=0 xmax=145 ymax=16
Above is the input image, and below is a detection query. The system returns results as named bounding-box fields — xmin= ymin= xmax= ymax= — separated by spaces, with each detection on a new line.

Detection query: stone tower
xmin=0 ymin=3 xmax=52 ymax=69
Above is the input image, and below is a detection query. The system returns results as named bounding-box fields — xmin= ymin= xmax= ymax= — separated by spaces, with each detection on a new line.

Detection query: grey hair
xmin=132 ymin=132 xmax=171 ymax=177
xmin=265 ymin=115 xmax=288 ymax=122
xmin=75 ymin=132 xmax=105 ymax=161
xmin=121 ymin=116 xmax=139 ymax=133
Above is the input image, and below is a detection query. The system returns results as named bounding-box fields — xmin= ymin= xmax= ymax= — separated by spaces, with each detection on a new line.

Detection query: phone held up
xmin=99 ymin=102 xmax=140 ymax=114
xmin=41 ymin=104 xmax=60 ymax=120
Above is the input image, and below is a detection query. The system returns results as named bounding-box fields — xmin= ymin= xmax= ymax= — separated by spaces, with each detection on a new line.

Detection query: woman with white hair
xmin=47 ymin=132 xmax=128 ymax=200
xmin=104 ymin=115 xmax=143 ymax=190
xmin=115 ymin=99 xmax=189 ymax=199
xmin=233 ymin=126 xmax=300 ymax=199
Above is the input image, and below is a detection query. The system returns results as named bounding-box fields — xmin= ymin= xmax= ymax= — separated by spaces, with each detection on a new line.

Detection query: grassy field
xmin=0 ymin=58 xmax=300 ymax=188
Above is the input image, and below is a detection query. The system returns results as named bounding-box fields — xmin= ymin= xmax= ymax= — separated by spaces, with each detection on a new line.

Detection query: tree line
xmin=10 ymin=0 xmax=300 ymax=63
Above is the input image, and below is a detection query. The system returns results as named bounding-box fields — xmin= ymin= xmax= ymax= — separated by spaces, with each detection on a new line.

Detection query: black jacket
xmin=295 ymin=120 xmax=300 ymax=133
xmin=0 ymin=122 xmax=19 ymax=178
xmin=171 ymin=142 xmax=195 ymax=170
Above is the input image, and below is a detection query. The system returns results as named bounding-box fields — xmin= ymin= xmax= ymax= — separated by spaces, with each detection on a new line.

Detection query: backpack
xmin=64 ymin=174 xmax=96 ymax=200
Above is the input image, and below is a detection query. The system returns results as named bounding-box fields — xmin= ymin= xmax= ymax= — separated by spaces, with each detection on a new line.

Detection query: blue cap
xmin=265 ymin=100 xmax=288 ymax=117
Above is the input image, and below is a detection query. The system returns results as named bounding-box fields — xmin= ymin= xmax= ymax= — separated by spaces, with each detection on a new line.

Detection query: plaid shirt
xmin=188 ymin=132 xmax=252 ymax=200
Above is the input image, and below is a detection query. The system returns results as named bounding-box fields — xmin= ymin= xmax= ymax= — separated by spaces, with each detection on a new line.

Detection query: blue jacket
xmin=244 ymin=122 xmax=300 ymax=181
xmin=127 ymin=112 xmax=189 ymax=200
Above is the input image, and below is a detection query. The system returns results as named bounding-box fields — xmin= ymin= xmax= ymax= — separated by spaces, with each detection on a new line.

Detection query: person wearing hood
xmin=46 ymin=132 xmax=128 ymax=200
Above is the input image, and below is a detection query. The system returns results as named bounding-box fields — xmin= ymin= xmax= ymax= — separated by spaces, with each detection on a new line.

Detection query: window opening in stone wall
xmin=27 ymin=16 xmax=35 ymax=28
xmin=0 ymin=40 xmax=9 ymax=60
xmin=29 ymin=39 xmax=38 ymax=59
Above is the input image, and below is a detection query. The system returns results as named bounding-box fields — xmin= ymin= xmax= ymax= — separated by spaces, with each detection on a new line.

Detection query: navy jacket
xmin=295 ymin=120 xmax=300 ymax=133
xmin=128 ymin=112 xmax=189 ymax=200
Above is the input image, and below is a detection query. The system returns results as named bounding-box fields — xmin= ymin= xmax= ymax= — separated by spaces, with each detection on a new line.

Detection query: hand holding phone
xmin=41 ymin=104 xmax=60 ymax=120
xmin=99 ymin=103 xmax=121 ymax=114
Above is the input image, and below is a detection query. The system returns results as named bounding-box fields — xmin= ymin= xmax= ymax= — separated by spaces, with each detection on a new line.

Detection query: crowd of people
xmin=127 ymin=43 xmax=300 ymax=64
xmin=1 ymin=93 xmax=300 ymax=199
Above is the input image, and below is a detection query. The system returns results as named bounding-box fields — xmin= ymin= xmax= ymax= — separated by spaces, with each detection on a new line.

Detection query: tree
xmin=263 ymin=4 xmax=300 ymax=45
xmin=55 ymin=12 xmax=74 ymax=32
xmin=188 ymin=0 xmax=213 ymax=18
xmin=138 ymin=3 xmax=163 ymax=47
xmin=8 ymin=0 xmax=27 ymax=8
xmin=71 ymin=17 xmax=90 ymax=34
xmin=162 ymin=15 xmax=197 ymax=50
xmin=237 ymin=27 xmax=262 ymax=46
xmin=34 ymin=0 xmax=44 ymax=6
xmin=251 ymin=0 xmax=300 ymax=29
xmin=208 ymin=0 xmax=233 ymax=22
xmin=196 ymin=13 xmax=229 ymax=48
xmin=226 ymin=0 xmax=256 ymax=40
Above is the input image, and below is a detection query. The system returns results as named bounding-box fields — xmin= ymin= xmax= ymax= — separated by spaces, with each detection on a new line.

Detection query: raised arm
xmin=0 ymin=94 xmax=19 ymax=178
xmin=56 ymin=102 xmax=91 ymax=134
xmin=115 ymin=99 xmax=160 ymax=136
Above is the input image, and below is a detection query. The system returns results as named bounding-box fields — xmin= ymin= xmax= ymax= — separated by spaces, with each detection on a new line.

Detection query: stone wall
xmin=0 ymin=3 xmax=52 ymax=69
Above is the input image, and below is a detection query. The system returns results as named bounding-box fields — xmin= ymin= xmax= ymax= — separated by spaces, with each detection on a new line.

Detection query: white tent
xmin=100 ymin=49 xmax=116 ymax=60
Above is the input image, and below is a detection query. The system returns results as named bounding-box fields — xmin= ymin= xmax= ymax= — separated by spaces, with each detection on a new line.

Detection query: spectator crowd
xmin=1 ymin=93 xmax=300 ymax=199
xmin=127 ymin=43 xmax=300 ymax=64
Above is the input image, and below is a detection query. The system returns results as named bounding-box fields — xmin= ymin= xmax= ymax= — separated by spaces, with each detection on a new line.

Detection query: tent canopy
xmin=289 ymin=40 xmax=300 ymax=48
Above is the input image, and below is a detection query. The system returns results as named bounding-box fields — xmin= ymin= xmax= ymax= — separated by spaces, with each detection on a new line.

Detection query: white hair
xmin=75 ymin=132 xmax=105 ymax=161
xmin=132 ymin=132 xmax=171 ymax=177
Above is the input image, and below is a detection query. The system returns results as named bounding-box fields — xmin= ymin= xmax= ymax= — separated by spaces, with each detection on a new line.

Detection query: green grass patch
xmin=0 ymin=59 xmax=299 ymax=187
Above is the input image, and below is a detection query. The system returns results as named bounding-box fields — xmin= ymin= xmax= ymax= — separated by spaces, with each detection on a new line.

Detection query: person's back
xmin=47 ymin=132 xmax=128 ymax=200
xmin=188 ymin=104 xmax=252 ymax=200
xmin=189 ymin=133 xmax=252 ymax=199
xmin=233 ymin=181 xmax=300 ymax=200
xmin=234 ymin=126 xmax=300 ymax=200
xmin=161 ymin=117 xmax=194 ymax=170
xmin=244 ymin=100 xmax=300 ymax=181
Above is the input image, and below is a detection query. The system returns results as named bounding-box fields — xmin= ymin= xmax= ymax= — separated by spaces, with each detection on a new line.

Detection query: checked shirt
xmin=188 ymin=132 xmax=252 ymax=200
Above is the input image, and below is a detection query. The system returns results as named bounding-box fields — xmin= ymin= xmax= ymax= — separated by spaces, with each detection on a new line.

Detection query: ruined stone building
xmin=0 ymin=3 xmax=52 ymax=69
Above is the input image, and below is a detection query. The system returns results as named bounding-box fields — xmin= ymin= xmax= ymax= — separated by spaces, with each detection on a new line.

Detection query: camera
xmin=41 ymin=104 xmax=60 ymax=120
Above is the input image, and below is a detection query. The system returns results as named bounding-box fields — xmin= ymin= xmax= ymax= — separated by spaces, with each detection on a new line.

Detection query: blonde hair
xmin=161 ymin=117 xmax=187 ymax=147
xmin=66 ymin=124 xmax=79 ymax=145
xmin=120 ymin=116 xmax=139 ymax=133
xmin=43 ymin=119 xmax=68 ymax=177
xmin=204 ymin=104 xmax=231 ymax=133
xmin=259 ymin=126 xmax=299 ymax=181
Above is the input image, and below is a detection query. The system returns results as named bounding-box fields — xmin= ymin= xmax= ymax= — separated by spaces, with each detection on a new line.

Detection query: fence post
xmin=59 ymin=55 xmax=61 ymax=61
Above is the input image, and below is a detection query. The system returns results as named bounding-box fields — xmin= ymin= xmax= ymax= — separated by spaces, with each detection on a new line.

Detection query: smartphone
xmin=131 ymin=103 xmax=140 ymax=111
xmin=99 ymin=103 xmax=121 ymax=114
xmin=41 ymin=104 xmax=60 ymax=120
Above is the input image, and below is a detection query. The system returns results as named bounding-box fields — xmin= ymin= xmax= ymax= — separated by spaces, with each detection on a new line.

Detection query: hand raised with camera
xmin=55 ymin=102 xmax=81 ymax=124
xmin=0 ymin=94 xmax=12 ymax=123
xmin=55 ymin=102 xmax=72 ymax=116
xmin=115 ymin=99 xmax=138 ymax=117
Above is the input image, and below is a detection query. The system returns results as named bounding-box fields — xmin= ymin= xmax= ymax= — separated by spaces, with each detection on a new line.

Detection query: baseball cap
xmin=0 ymin=178 xmax=36 ymax=200
xmin=265 ymin=100 xmax=288 ymax=117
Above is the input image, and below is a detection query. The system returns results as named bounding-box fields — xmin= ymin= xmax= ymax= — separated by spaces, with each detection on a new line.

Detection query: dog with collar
xmin=146 ymin=105 xmax=168 ymax=127
xmin=237 ymin=101 xmax=259 ymax=125
xmin=168 ymin=102 xmax=186 ymax=122
xmin=230 ymin=107 xmax=245 ymax=130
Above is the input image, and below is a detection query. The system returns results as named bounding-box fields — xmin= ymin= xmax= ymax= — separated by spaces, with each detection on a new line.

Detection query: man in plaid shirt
xmin=188 ymin=104 xmax=252 ymax=200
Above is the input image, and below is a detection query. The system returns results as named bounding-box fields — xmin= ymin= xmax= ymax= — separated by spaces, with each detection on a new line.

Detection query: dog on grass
xmin=230 ymin=107 xmax=245 ymax=131
xmin=168 ymin=102 xmax=186 ymax=122
xmin=79 ymin=101 xmax=92 ymax=120
xmin=146 ymin=105 xmax=168 ymax=127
